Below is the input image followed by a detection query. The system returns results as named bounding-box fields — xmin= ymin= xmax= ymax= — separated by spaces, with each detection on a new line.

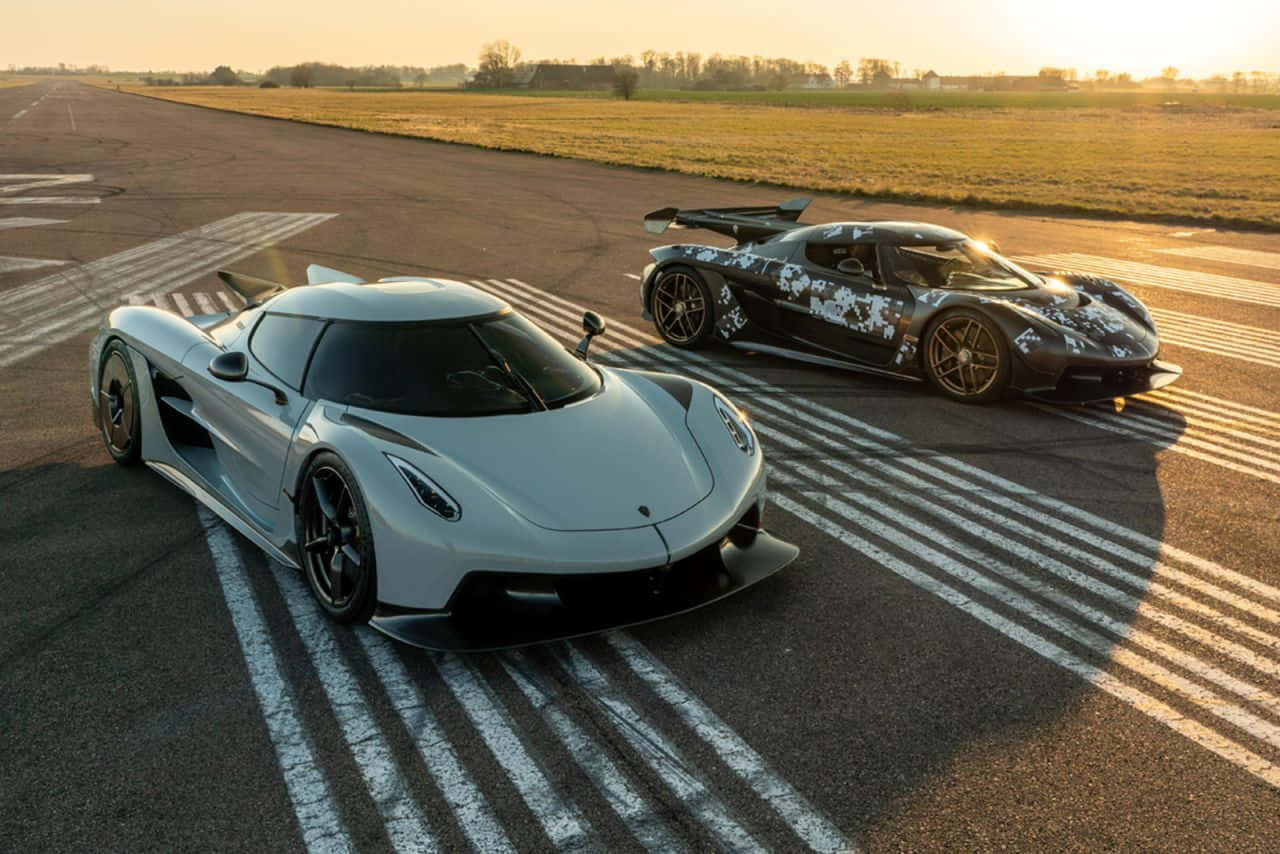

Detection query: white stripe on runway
xmin=500 ymin=652 xmax=688 ymax=852
xmin=0 ymin=173 xmax=94 ymax=194
xmin=1157 ymin=245 xmax=1280 ymax=272
xmin=170 ymin=293 xmax=193 ymax=316
xmin=0 ymin=256 xmax=68 ymax=273
xmin=11 ymin=110 xmax=26 ymax=120
xmin=270 ymin=562 xmax=437 ymax=853
xmin=0 ymin=212 xmax=336 ymax=369
xmin=605 ymin=634 xmax=853 ymax=853
xmin=1014 ymin=253 xmax=1280 ymax=308
xmin=556 ymin=644 xmax=766 ymax=853
xmin=433 ymin=654 xmax=591 ymax=851
xmin=0 ymin=197 xmax=99 ymax=205
xmin=192 ymin=292 xmax=217 ymax=314
xmin=216 ymin=290 xmax=242 ymax=311
xmin=624 ymin=273 xmax=641 ymax=280
xmin=355 ymin=631 xmax=515 ymax=854
xmin=196 ymin=510 xmax=352 ymax=854
xmin=0 ymin=217 xmax=67 ymax=230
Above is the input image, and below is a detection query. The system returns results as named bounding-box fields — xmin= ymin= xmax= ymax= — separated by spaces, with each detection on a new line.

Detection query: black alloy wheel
xmin=98 ymin=341 xmax=142 ymax=465
xmin=299 ymin=453 xmax=377 ymax=623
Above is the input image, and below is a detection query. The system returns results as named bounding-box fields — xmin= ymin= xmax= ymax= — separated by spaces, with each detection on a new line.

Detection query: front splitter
xmin=369 ymin=531 xmax=797 ymax=651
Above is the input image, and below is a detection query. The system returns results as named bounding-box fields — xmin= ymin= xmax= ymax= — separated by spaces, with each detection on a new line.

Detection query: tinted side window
xmin=249 ymin=313 xmax=325 ymax=389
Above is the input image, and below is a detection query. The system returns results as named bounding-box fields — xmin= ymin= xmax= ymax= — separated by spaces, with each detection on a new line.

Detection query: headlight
xmin=713 ymin=395 xmax=755 ymax=455
xmin=386 ymin=454 xmax=461 ymax=521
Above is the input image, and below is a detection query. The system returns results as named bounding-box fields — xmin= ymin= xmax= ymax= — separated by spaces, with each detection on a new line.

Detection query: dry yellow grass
xmin=122 ymin=86 xmax=1280 ymax=229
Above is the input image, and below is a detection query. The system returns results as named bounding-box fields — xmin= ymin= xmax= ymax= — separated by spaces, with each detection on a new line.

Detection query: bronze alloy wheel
xmin=302 ymin=465 xmax=368 ymax=612
xmin=98 ymin=350 xmax=138 ymax=460
xmin=652 ymin=271 xmax=709 ymax=345
xmin=927 ymin=314 xmax=1003 ymax=400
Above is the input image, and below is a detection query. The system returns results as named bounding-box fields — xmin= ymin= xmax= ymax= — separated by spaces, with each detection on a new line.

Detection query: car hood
xmin=350 ymin=378 xmax=714 ymax=532
xmin=996 ymin=287 xmax=1157 ymax=359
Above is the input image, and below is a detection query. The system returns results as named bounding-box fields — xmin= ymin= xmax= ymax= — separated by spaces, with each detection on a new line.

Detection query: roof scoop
xmin=216 ymin=270 xmax=289 ymax=305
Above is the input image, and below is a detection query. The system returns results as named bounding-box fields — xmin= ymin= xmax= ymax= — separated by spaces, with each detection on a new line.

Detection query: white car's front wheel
xmin=299 ymin=452 xmax=378 ymax=623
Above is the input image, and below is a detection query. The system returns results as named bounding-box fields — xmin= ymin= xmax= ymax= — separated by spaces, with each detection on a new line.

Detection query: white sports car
xmin=90 ymin=264 xmax=797 ymax=650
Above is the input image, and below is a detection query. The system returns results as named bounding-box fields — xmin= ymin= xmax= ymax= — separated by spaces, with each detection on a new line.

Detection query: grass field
xmin=120 ymin=85 xmax=1280 ymax=229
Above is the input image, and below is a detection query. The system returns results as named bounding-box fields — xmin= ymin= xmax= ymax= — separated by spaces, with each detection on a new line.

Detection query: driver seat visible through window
xmin=804 ymin=242 xmax=878 ymax=280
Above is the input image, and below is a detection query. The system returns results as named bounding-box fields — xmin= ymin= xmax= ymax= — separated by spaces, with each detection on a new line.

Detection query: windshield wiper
xmin=468 ymin=326 xmax=548 ymax=411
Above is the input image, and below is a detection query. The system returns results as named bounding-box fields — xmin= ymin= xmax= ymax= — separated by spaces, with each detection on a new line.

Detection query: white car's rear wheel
xmin=98 ymin=341 xmax=142 ymax=466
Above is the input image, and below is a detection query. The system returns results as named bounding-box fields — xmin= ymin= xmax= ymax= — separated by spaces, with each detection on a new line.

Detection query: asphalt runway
xmin=2 ymin=80 xmax=1278 ymax=851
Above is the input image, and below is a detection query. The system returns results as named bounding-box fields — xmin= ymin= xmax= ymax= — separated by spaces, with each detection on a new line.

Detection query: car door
xmin=773 ymin=238 xmax=913 ymax=365
xmin=180 ymin=312 xmax=324 ymax=528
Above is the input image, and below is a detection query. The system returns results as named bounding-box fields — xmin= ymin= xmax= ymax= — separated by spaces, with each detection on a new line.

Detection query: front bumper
xmin=368 ymin=529 xmax=797 ymax=651
xmin=1022 ymin=358 xmax=1182 ymax=403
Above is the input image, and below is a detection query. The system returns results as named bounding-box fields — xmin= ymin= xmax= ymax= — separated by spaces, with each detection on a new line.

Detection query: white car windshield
xmin=886 ymin=240 xmax=1037 ymax=291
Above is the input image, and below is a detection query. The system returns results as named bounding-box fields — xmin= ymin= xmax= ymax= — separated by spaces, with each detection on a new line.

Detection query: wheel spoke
xmin=340 ymin=543 xmax=362 ymax=569
xmin=311 ymin=475 xmax=339 ymax=522
xmin=329 ymin=552 xmax=344 ymax=600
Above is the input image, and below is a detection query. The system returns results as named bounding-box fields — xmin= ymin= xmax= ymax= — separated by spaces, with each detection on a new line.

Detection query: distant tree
xmin=857 ymin=58 xmax=894 ymax=85
xmin=613 ymin=67 xmax=639 ymax=100
xmin=209 ymin=65 xmax=240 ymax=85
xmin=289 ymin=64 xmax=315 ymax=88
xmin=1094 ymin=69 xmax=1110 ymax=86
xmin=414 ymin=70 xmax=428 ymax=87
xmin=475 ymin=40 xmax=522 ymax=88
xmin=1161 ymin=66 xmax=1179 ymax=89
xmin=833 ymin=60 xmax=852 ymax=88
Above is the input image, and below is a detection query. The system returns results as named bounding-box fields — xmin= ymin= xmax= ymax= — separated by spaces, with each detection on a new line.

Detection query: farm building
xmin=515 ymin=64 xmax=617 ymax=90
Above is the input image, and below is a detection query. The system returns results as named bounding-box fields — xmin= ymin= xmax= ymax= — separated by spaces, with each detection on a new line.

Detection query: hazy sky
xmin=5 ymin=0 xmax=1278 ymax=78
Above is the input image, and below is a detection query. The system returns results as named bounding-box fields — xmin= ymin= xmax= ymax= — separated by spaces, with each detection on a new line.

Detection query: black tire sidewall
xmin=922 ymin=308 xmax=1012 ymax=404
xmin=651 ymin=265 xmax=715 ymax=349
xmin=99 ymin=340 xmax=143 ymax=465
xmin=298 ymin=451 xmax=378 ymax=624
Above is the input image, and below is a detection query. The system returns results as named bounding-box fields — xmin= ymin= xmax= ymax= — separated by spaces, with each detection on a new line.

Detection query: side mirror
xmin=836 ymin=257 xmax=866 ymax=276
xmin=208 ymin=350 xmax=288 ymax=404
xmin=575 ymin=311 xmax=606 ymax=359
xmin=208 ymin=350 xmax=249 ymax=381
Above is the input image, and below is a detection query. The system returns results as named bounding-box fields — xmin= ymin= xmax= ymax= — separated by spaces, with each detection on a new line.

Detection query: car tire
xmin=97 ymin=340 xmax=143 ymax=466
xmin=650 ymin=265 xmax=715 ymax=349
xmin=922 ymin=309 xmax=1011 ymax=404
xmin=297 ymin=452 xmax=378 ymax=624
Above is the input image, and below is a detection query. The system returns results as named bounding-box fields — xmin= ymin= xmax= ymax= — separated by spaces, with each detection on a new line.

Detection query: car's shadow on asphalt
xmin=609 ymin=342 xmax=1190 ymax=840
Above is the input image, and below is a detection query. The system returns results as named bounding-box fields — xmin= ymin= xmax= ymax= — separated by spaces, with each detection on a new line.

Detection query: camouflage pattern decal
xmin=715 ymin=282 xmax=749 ymax=340
xmin=776 ymin=264 xmax=906 ymax=340
xmin=892 ymin=334 xmax=918 ymax=367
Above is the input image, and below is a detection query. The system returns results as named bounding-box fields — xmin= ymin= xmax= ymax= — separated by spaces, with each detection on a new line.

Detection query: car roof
xmin=782 ymin=221 xmax=970 ymax=245
xmin=262 ymin=278 xmax=509 ymax=322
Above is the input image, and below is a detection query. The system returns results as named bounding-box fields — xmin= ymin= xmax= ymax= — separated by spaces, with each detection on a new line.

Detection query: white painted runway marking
xmin=11 ymin=109 xmax=26 ymax=120
xmin=475 ymin=275 xmax=1280 ymax=792
xmin=433 ymin=654 xmax=591 ymax=851
xmin=557 ymin=644 xmax=766 ymax=853
xmin=192 ymin=292 xmax=217 ymax=314
xmin=66 ymin=105 xmax=76 ymax=132
xmin=169 ymin=292 xmax=193 ymax=317
xmin=0 ymin=255 xmax=69 ymax=273
xmin=196 ymin=509 xmax=353 ymax=854
xmin=1014 ymin=252 xmax=1280 ymax=308
xmin=501 ymin=651 xmax=689 ymax=852
xmin=1157 ymin=244 xmax=1280 ymax=272
xmin=0 ymin=212 xmax=336 ymax=369
xmin=0 ymin=217 xmax=68 ymax=231
xmin=0 ymin=196 xmax=99 ymax=205
xmin=270 ymin=562 xmax=438 ymax=853
xmin=215 ymin=290 xmax=241 ymax=311
xmin=356 ymin=631 xmax=515 ymax=854
xmin=623 ymin=272 xmax=642 ymax=280
xmin=0 ymin=174 xmax=94 ymax=195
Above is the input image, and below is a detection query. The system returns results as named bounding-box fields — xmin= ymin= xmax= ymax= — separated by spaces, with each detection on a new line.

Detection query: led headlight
xmin=713 ymin=395 xmax=755 ymax=455
xmin=386 ymin=454 xmax=461 ymax=522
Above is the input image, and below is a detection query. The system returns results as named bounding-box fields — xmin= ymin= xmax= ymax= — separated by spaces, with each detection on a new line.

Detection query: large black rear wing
xmin=643 ymin=198 xmax=810 ymax=242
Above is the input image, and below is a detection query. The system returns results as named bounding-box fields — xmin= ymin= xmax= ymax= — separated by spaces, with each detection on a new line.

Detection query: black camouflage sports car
xmin=639 ymin=199 xmax=1181 ymax=403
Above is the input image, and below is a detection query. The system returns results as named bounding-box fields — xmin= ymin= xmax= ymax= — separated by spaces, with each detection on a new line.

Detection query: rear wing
xmin=216 ymin=270 xmax=289 ymax=305
xmin=643 ymin=198 xmax=810 ymax=242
